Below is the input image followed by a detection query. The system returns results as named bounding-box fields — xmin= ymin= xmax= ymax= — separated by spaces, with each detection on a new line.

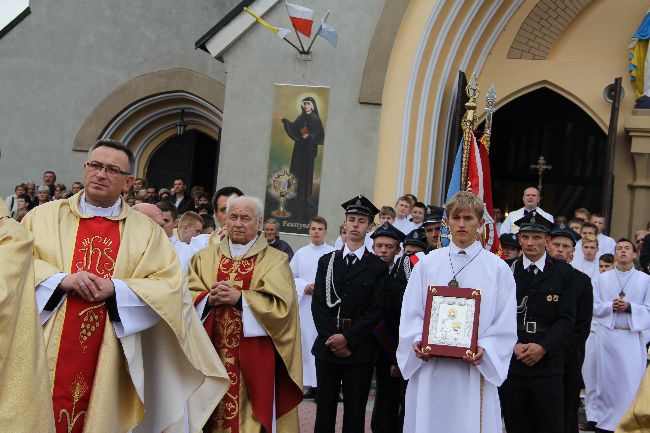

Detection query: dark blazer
xmin=506 ymin=256 xmax=577 ymax=376
xmin=165 ymin=194 xmax=194 ymax=214
xmin=312 ymin=248 xmax=390 ymax=365
xmin=564 ymin=269 xmax=593 ymax=366
xmin=268 ymin=237 xmax=294 ymax=261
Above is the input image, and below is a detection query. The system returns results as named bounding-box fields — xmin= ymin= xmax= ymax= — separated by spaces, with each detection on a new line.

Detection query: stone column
xmin=624 ymin=109 xmax=650 ymax=235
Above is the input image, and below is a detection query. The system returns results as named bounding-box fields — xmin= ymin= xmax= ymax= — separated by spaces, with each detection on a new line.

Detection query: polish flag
xmin=285 ymin=1 xmax=314 ymax=37
xmin=467 ymin=133 xmax=502 ymax=256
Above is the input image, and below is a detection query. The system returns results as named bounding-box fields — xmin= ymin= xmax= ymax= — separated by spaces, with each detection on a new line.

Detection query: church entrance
xmin=488 ymin=87 xmax=608 ymax=219
xmin=145 ymin=130 xmax=220 ymax=193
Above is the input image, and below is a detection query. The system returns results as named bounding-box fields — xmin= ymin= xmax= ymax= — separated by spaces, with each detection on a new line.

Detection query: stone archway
xmin=71 ymin=68 xmax=224 ymax=178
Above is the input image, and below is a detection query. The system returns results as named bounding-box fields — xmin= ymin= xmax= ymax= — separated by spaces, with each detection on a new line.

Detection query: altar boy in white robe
xmin=290 ymin=216 xmax=335 ymax=397
xmin=397 ymin=191 xmax=517 ymax=433
xmin=583 ymin=238 xmax=650 ymax=433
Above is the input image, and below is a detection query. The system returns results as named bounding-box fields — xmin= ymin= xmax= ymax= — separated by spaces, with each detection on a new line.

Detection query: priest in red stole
xmin=0 ymin=201 xmax=55 ymax=433
xmin=189 ymin=195 xmax=303 ymax=433
xmin=22 ymin=139 xmax=230 ymax=433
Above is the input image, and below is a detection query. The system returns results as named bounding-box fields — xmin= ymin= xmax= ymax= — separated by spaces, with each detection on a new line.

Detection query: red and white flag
xmin=467 ymin=133 xmax=502 ymax=256
xmin=285 ymin=1 xmax=314 ymax=37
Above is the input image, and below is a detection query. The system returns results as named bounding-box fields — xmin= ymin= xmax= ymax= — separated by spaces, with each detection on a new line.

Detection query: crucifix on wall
xmin=530 ymin=155 xmax=552 ymax=193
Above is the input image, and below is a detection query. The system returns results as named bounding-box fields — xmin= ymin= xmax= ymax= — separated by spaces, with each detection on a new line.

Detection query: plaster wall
xmin=0 ymin=0 xmax=231 ymax=196
xmin=217 ymin=0 xmax=384 ymax=248
xmin=478 ymin=0 xmax=645 ymax=238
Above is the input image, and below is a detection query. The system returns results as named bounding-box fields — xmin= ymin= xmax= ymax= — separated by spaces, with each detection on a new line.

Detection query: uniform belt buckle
xmin=525 ymin=322 xmax=537 ymax=334
xmin=337 ymin=318 xmax=352 ymax=330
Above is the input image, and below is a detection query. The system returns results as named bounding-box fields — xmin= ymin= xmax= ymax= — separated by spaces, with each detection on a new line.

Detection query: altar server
xmin=397 ymin=191 xmax=517 ymax=433
xmin=583 ymin=238 xmax=650 ymax=433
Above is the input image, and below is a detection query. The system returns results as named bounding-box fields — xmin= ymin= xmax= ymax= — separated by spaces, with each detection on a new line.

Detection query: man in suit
xmin=547 ymin=225 xmax=593 ymax=433
xmin=165 ymin=177 xmax=194 ymax=214
xmin=312 ymin=195 xmax=390 ymax=433
xmin=499 ymin=211 xmax=577 ymax=433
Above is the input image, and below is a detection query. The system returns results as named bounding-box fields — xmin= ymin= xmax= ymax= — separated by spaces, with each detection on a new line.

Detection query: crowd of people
xmin=2 ymin=138 xmax=650 ymax=433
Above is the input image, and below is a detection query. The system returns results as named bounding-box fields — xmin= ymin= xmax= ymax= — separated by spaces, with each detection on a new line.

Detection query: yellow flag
xmin=244 ymin=7 xmax=291 ymax=39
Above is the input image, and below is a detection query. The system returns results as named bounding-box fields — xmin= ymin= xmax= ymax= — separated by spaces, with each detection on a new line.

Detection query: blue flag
xmin=440 ymin=140 xmax=463 ymax=247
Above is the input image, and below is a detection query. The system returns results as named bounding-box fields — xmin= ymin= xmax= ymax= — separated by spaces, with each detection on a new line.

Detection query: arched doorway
xmin=489 ymin=87 xmax=607 ymax=218
xmin=145 ymin=130 xmax=219 ymax=192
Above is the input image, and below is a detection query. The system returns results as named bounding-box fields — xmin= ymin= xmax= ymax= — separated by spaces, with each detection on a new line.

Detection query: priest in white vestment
xmin=397 ymin=191 xmax=517 ymax=433
xmin=289 ymin=216 xmax=335 ymax=391
xmin=583 ymin=239 xmax=650 ymax=432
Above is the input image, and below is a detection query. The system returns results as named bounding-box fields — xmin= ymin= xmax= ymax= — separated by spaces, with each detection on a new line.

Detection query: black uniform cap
xmin=514 ymin=210 xmax=553 ymax=234
xmin=499 ymin=233 xmax=521 ymax=249
xmin=371 ymin=222 xmax=405 ymax=243
xmin=341 ymin=195 xmax=379 ymax=219
xmin=549 ymin=223 xmax=579 ymax=246
xmin=404 ymin=228 xmax=428 ymax=250
xmin=422 ymin=205 xmax=445 ymax=224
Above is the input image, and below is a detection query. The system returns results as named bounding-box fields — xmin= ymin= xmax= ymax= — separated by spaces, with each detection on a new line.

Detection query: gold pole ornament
xmin=480 ymin=84 xmax=496 ymax=151
xmin=461 ymin=74 xmax=480 ymax=191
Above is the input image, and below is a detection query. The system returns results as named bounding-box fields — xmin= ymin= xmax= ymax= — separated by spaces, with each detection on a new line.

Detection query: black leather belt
xmin=331 ymin=317 xmax=352 ymax=330
xmin=517 ymin=322 xmax=547 ymax=334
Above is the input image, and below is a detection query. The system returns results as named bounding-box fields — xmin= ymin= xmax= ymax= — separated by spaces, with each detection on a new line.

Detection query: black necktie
xmin=346 ymin=253 xmax=357 ymax=267
xmin=528 ymin=264 xmax=538 ymax=275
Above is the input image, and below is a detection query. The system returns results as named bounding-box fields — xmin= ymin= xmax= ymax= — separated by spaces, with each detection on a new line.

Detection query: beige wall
xmin=377 ymin=0 xmax=647 ymax=238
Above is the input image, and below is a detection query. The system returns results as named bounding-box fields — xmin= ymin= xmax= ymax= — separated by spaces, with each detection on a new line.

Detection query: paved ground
xmin=297 ymin=396 xmax=594 ymax=433
xmin=298 ymin=397 xmax=374 ymax=432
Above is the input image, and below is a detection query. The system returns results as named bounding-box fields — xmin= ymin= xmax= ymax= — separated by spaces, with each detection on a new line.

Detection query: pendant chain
xmin=448 ymin=248 xmax=483 ymax=286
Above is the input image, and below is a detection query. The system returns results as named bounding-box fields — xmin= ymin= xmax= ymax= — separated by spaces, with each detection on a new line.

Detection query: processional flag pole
xmin=460 ymin=74 xmax=479 ymax=191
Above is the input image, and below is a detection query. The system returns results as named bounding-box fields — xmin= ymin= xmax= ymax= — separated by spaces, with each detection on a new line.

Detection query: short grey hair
xmin=37 ymin=185 xmax=50 ymax=193
xmin=226 ymin=195 xmax=264 ymax=221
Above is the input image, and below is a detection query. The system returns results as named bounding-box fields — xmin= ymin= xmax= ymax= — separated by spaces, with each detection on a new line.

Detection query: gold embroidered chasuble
xmin=21 ymin=193 xmax=230 ymax=433
xmin=0 ymin=201 xmax=55 ymax=433
xmin=617 ymin=348 xmax=650 ymax=432
xmin=188 ymin=235 xmax=303 ymax=433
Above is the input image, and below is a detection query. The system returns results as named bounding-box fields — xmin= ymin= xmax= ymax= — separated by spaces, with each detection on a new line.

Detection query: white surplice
xmin=397 ymin=241 xmax=517 ymax=433
xmin=571 ymin=256 xmax=600 ymax=286
xmin=582 ymin=268 xmax=650 ymax=431
xmin=289 ymin=242 xmax=335 ymax=387
xmin=573 ymin=233 xmax=617 ymax=262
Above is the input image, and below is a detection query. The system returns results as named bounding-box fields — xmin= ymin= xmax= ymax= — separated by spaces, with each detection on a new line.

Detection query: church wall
xmin=0 ymin=0 xmax=232 ymax=196
xmin=216 ymin=0 xmax=385 ymax=248
xmin=378 ymin=0 xmax=646 ymax=239
xmin=474 ymin=0 xmax=645 ymax=238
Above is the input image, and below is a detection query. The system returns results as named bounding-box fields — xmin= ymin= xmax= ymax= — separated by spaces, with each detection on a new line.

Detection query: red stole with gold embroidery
xmin=197 ymin=254 xmax=301 ymax=433
xmin=52 ymin=217 xmax=120 ymax=433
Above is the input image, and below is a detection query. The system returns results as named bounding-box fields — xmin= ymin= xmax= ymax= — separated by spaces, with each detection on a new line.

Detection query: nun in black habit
xmin=280 ymin=96 xmax=325 ymax=202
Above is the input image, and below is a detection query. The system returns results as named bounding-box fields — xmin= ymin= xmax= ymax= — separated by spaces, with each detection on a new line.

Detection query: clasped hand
xmin=59 ymin=271 xmax=115 ymax=302
xmin=208 ymin=282 xmax=241 ymax=306
xmin=326 ymin=333 xmax=351 ymax=358
xmin=514 ymin=342 xmax=546 ymax=366
xmin=613 ymin=297 xmax=630 ymax=312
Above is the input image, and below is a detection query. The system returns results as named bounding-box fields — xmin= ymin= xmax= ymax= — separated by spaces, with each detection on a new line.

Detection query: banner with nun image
xmin=263 ymin=84 xmax=329 ymax=235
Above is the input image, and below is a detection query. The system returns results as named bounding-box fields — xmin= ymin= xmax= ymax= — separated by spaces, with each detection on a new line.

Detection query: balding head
xmin=133 ymin=203 xmax=164 ymax=227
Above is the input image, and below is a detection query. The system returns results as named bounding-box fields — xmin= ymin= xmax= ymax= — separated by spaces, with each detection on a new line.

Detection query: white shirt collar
xmin=79 ymin=193 xmax=121 ymax=217
xmin=229 ymin=235 xmax=259 ymax=258
xmin=449 ymin=240 xmax=482 ymax=257
xmin=343 ymin=243 xmax=366 ymax=260
xmin=523 ymin=252 xmax=547 ymax=272
xmin=310 ymin=242 xmax=326 ymax=249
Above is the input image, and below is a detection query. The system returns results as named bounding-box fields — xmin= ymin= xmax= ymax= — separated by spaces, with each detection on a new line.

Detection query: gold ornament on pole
xmin=460 ymin=74 xmax=480 ymax=191
xmin=270 ymin=169 xmax=297 ymax=217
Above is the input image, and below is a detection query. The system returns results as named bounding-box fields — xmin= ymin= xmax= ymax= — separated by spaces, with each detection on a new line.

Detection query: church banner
xmin=263 ymin=84 xmax=329 ymax=235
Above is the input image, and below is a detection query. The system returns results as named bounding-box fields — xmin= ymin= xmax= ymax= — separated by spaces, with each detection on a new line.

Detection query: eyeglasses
xmin=85 ymin=161 xmax=131 ymax=176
